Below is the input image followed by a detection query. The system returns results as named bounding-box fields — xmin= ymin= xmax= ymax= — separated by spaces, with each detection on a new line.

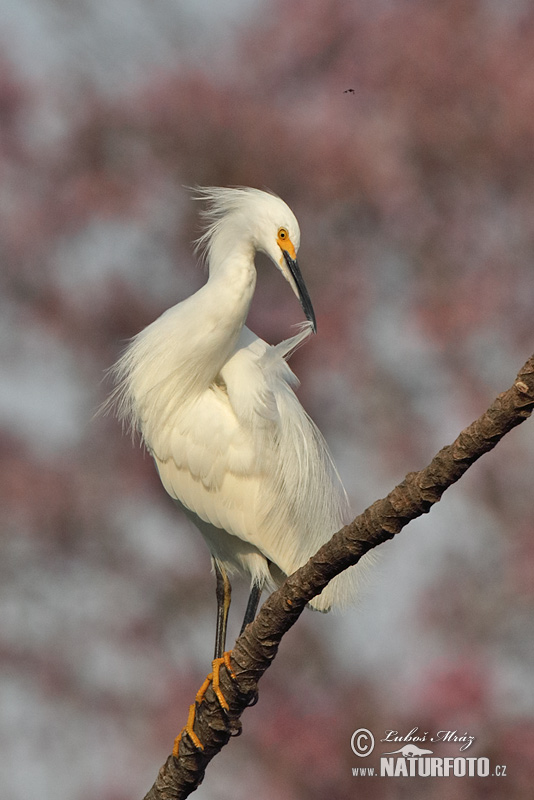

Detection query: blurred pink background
xmin=1 ymin=1 xmax=534 ymax=797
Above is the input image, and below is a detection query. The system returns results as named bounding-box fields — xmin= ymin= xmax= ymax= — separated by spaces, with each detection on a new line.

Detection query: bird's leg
xmin=214 ymin=559 xmax=231 ymax=659
xmin=173 ymin=562 xmax=236 ymax=753
xmin=239 ymin=582 xmax=262 ymax=635
xmin=211 ymin=560 xmax=236 ymax=707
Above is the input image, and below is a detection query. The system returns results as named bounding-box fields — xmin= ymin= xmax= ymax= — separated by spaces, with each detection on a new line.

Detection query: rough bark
xmin=143 ymin=354 xmax=534 ymax=800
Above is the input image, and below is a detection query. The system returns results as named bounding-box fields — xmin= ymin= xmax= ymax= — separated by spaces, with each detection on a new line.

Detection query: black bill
xmin=282 ymin=250 xmax=317 ymax=333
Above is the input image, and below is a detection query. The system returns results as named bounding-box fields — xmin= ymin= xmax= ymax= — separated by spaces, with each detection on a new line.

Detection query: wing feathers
xmin=147 ymin=322 xmax=362 ymax=610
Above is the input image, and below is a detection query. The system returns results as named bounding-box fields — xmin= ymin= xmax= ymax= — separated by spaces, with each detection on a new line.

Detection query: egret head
xmin=195 ymin=187 xmax=316 ymax=332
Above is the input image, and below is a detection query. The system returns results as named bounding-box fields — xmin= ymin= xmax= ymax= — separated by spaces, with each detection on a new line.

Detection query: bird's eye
xmin=278 ymin=227 xmax=288 ymax=240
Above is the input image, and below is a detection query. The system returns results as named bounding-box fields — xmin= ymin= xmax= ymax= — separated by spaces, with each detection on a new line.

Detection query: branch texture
xmin=143 ymin=354 xmax=534 ymax=800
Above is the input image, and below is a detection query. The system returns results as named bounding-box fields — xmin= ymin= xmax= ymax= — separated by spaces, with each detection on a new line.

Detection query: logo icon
xmin=383 ymin=744 xmax=434 ymax=757
xmin=351 ymin=728 xmax=375 ymax=757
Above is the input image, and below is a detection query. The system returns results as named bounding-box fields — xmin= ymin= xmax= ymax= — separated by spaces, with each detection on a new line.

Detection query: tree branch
xmin=143 ymin=354 xmax=534 ymax=800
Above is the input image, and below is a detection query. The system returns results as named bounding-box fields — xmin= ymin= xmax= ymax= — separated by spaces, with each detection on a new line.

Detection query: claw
xmin=172 ymin=652 xmax=236 ymax=755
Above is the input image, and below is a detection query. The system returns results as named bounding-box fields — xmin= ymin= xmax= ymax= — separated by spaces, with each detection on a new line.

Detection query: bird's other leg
xmin=239 ymin=582 xmax=262 ymax=635
xmin=214 ymin=559 xmax=231 ymax=659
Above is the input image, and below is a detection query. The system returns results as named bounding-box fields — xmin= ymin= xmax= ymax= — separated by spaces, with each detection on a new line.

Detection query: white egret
xmin=109 ymin=187 xmax=361 ymax=747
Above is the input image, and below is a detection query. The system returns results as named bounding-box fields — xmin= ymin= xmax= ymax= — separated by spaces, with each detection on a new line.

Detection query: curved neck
xmin=205 ymin=249 xmax=256 ymax=327
xmin=180 ymin=247 xmax=257 ymax=390
xmin=121 ymin=242 xmax=259 ymax=439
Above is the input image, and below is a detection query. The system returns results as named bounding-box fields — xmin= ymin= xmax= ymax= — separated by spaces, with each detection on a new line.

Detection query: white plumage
xmin=110 ymin=187 xmax=360 ymax=649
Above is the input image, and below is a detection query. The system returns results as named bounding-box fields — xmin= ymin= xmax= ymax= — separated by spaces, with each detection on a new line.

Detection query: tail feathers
xmin=307 ymin=556 xmax=373 ymax=612
xmin=255 ymin=319 xmax=371 ymax=612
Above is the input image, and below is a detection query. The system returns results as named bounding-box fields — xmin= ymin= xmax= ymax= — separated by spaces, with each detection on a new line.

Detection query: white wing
xmin=150 ymin=322 xmax=360 ymax=610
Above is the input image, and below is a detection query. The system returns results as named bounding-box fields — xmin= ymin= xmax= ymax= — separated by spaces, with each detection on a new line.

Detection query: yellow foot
xmin=173 ymin=703 xmax=203 ymax=754
xmin=172 ymin=652 xmax=236 ymax=756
